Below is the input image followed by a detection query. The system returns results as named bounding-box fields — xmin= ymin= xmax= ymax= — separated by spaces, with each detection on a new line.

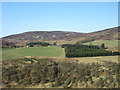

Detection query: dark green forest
xmin=63 ymin=44 xmax=120 ymax=58
xmin=27 ymin=42 xmax=51 ymax=47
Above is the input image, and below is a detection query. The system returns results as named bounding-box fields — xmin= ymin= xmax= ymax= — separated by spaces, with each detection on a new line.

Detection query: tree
xmin=27 ymin=42 xmax=51 ymax=47
xmin=101 ymin=43 xmax=105 ymax=49
xmin=64 ymin=44 xmax=120 ymax=58
xmin=53 ymin=42 xmax=57 ymax=46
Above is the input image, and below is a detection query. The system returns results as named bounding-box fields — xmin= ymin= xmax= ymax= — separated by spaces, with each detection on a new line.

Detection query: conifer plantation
xmin=63 ymin=44 xmax=120 ymax=58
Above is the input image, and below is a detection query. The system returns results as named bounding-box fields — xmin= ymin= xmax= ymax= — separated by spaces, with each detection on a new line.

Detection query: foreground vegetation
xmin=2 ymin=57 xmax=119 ymax=88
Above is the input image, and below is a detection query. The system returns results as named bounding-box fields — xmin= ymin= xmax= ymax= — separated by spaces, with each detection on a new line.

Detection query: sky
xmin=2 ymin=2 xmax=118 ymax=37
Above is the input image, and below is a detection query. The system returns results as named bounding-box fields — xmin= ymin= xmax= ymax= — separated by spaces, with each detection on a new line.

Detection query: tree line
xmin=27 ymin=42 xmax=51 ymax=47
xmin=2 ymin=41 xmax=57 ymax=48
xmin=75 ymin=38 xmax=95 ymax=45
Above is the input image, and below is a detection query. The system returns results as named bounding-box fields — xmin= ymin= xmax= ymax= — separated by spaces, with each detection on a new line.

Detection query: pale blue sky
xmin=2 ymin=2 xmax=118 ymax=37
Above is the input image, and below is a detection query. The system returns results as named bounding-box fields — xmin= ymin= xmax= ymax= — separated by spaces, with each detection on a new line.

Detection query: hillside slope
xmin=86 ymin=27 xmax=119 ymax=40
xmin=2 ymin=27 xmax=119 ymax=45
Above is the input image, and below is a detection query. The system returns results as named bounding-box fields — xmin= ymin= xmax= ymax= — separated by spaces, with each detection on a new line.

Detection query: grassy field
xmin=74 ymin=56 xmax=118 ymax=63
xmin=83 ymin=40 xmax=119 ymax=48
xmin=2 ymin=40 xmax=119 ymax=60
xmin=2 ymin=46 xmax=65 ymax=60
xmin=83 ymin=40 xmax=119 ymax=51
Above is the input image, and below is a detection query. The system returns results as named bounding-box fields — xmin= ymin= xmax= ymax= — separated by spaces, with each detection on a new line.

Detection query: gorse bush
xmin=2 ymin=58 xmax=119 ymax=88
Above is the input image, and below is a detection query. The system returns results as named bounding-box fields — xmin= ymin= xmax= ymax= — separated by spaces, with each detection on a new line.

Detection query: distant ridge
xmin=86 ymin=27 xmax=119 ymax=40
xmin=2 ymin=27 xmax=119 ymax=45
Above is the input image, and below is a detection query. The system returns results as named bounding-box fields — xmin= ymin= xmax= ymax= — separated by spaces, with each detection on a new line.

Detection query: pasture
xmin=83 ymin=40 xmax=119 ymax=51
xmin=2 ymin=40 xmax=119 ymax=61
xmin=2 ymin=46 xmax=65 ymax=60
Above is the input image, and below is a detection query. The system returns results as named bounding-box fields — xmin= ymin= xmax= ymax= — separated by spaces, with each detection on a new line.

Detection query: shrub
xmin=2 ymin=58 xmax=119 ymax=88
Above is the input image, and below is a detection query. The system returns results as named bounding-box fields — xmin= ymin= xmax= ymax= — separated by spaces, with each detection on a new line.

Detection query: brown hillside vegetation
xmin=2 ymin=27 xmax=119 ymax=45
xmin=86 ymin=27 xmax=119 ymax=40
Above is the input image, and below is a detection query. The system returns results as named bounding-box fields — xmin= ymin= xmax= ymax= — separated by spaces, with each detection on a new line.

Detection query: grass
xmin=83 ymin=40 xmax=119 ymax=48
xmin=2 ymin=46 xmax=65 ymax=60
xmin=2 ymin=40 xmax=119 ymax=61
xmin=83 ymin=40 xmax=119 ymax=51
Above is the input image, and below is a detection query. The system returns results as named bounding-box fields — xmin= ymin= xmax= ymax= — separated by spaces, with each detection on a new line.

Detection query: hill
xmin=85 ymin=27 xmax=119 ymax=40
xmin=2 ymin=27 xmax=119 ymax=45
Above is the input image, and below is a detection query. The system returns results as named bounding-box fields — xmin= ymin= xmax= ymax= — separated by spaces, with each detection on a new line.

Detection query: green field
xmin=83 ymin=40 xmax=119 ymax=52
xmin=2 ymin=40 xmax=119 ymax=60
xmin=83 ymin=40 xmax=119 ymax=48
xmin=2 ymin=46 xmax=65 ymax=60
